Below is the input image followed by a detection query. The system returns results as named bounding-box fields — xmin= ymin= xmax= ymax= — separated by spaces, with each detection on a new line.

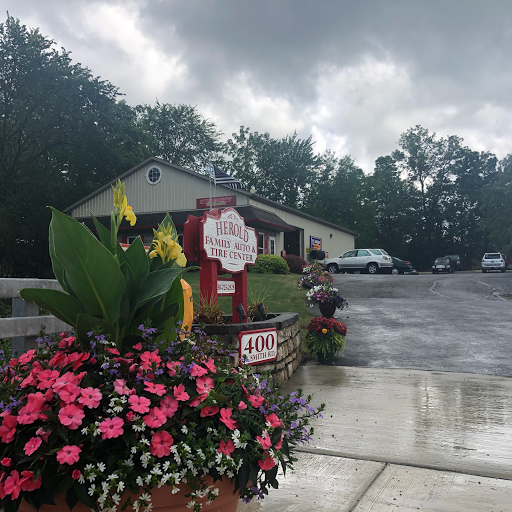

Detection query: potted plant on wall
xmin=304 ymin=317 xmax=348 ymax=361
xmin=306 ymin=285 xmax=348 ymax=318
xmin=0 ymin=182 xmax=324 ymax=512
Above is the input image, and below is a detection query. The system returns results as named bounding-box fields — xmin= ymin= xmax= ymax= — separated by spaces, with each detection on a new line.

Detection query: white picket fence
xmin=0 ymin=278 xmax=71 ymax=356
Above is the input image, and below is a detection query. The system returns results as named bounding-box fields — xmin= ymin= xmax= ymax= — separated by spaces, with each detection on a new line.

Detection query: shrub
xmin=252 ymin=254 xmax=290 ymax=274
xmin=283 ymin=254 xmax=308 ymax=273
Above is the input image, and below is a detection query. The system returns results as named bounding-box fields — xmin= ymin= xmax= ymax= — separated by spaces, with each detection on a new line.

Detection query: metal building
xmin=65 ymin=157 xmax=356 ymax=260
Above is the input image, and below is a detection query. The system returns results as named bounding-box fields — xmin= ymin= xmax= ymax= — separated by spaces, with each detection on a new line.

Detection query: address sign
xmin=238 ymin=328 xmax=278 ymax=365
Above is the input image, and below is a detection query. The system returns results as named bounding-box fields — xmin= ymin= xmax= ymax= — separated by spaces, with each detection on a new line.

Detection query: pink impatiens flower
xmin=144 ymin=382 xmax=166 ymax=396
xmin=3 ymin=470 xmax=24 ymax=499
xmin=219 ymin=408 xmax=238 ymax=430
xmin=173 ymin=383 xmax=190 ymax=401
xmin=265 ymin=413 xmax=281 ymax=428
xmin=204 ymin=358 xmax=216 ymax=373
xmin=196 ymin=376 xmax=214 ymax=395
xmin=248 ymin=395 xmax=265 ymax=408
xmin=190 ymin=363 xmax=207 ymax=377
xmin=58 ymin=384 xmax=80 ymax=404
xmin=159 ymin=396 xmax=179 ymax=418
xmin=56 ymin=445 xmax=81 ymax=465
xmin=113 ymin=379 xmax=133 ymax=396
xmin=24 ymin=437 xmax=42 ymax=456
xmin=36 ymin=369 xmax=60 ymax=390
xmin=150 ymin=431 xmax=174 ymax=458
xmin=200 ymin=405 xmax=219 ymax=418
xmin=238 ymin=401 xmax=247 ymax=410
xmin=258 ymin=453 xmax=276 ymax=471
xmin=128 ymin=395 xmax=151 ymax=414
xmin=0 ymin=415 xmax=17 ymax=443
xmin=256 ymin=432 xmax=272 ymax=450
xmin=58 ymin=404 xmax=85 ymax=430
xmin=79 ymin=387 xmax=102 ymax=408
xmin=217 ymin=439 xmax=235 ymax=456
xmin=166 ymin=361 xmax=181 ymax=377
xmin=140 ymin=350 xmax=161 ymax=370
xmin=98 ymin=417 xmax=124 ymax=439
xmin=20 ymin=471 xmax=42 ymax=492
xmin=143 ymin=407 xmax=167 ymax=428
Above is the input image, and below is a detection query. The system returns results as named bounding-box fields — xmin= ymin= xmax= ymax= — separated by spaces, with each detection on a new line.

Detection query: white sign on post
xmin=238 ymin=328 xmax=278 ymax=365
xmin=217 ymin=280 xmax=236 ymax=295
xmin=202 ymin=209 xmax=258 ymax=273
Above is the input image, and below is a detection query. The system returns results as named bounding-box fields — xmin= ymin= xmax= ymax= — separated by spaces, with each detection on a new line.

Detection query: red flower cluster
xmin=306 ymin=317 xmax=348 ymax=336
xmin=0 ymin=330 xmax=301 ymax=511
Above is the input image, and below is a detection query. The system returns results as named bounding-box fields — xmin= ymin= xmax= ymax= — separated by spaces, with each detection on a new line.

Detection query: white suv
xmin=324 ymin=249 xmax=393 ymax=274
xmin=481 ymin=253 xmax=506 ymax=273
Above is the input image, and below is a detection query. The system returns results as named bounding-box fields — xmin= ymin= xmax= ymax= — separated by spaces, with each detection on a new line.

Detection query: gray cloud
xmin=3 ymin=0 xmax=512 ymax=171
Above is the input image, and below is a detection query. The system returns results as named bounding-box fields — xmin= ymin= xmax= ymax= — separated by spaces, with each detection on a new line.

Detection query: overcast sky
xmin=4 ymin=0 xmax=512 ymax=172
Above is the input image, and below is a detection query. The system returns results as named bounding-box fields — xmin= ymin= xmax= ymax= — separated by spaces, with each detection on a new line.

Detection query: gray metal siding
xmin=70 ymin=162 xmax=249 ymax=218
xmin=249 ymin=198 xmax=355 ymax=257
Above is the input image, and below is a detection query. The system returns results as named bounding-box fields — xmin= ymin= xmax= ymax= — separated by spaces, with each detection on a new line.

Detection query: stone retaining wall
xmin=195 ymin=313 xmax=302 ymax=386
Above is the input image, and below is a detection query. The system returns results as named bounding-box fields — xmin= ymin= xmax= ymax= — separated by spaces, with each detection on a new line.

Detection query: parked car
xmin=432 ymin=257 xmax=454 ymax=273
xmin=481 ymin=253 xmax=506 ymax=273
xmin=324 ymin=249 xmax=393 ymax=274
xmin=391 ymin=257 xmax=418 ymax=275
xmin=444 ymin=254 xmax=461 ymax=271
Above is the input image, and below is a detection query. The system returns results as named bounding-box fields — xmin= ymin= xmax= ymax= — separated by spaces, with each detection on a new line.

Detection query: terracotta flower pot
xmin=18 ymin=477 xmax=239 ymax=512
xmin=319 ymin=301 xmax=336 ymax=318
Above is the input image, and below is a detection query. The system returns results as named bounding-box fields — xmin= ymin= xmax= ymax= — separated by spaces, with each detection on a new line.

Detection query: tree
xmin=226 ymin=127 xmax=321 ymax=208
xmin=366 ymin=156 xmax=421 ymax=261
xmin=393 ymin=126 xmax=466 ymax=266
xmin=0 ymin=15 xmax=147 ymax=277
xmin=482 ymin=155 xmax=512 ymax=254
xmin=306 ymin=152 xmax=376 ymax=246
xmin=135 ymin=102 xmax=225 ymax=172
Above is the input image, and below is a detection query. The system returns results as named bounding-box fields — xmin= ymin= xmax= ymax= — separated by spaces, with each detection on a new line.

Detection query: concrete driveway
xmin=320 ymin=271 xmax=512 ymax=376
xmin=237 ymin=272 xmax=512 ymax=512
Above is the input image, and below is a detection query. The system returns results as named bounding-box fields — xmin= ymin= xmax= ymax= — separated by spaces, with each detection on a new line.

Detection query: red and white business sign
xmin=238 ymin=328 xmax=278 ymax=365
xmin=202 ymin=208 xmax=257 ymax=273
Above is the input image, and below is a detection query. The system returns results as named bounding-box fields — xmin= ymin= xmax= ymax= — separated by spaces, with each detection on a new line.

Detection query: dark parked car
xmin=432 ymin=257 xmax=454 ymax=273
xmin=391 ymin=257 xmax=418 ymax=275
xmin=444 ymin=254 xmax=461 ymax=271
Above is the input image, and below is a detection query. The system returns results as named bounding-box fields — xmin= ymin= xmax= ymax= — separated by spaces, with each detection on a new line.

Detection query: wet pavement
xmin=238 ymin=366 xmax=512 ymax=511
xmin=239 ymin=273 xmax=512 ymax=510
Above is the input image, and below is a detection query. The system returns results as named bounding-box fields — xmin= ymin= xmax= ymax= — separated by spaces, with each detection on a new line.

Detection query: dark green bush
xmin=251 ymin=255 xmax=290 ymax=274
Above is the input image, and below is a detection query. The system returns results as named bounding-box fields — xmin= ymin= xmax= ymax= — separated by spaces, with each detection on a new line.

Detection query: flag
xmin=212 ymin=165 xmax=244 ymax=190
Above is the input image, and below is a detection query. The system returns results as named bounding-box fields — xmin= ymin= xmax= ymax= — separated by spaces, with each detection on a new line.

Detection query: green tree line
xmin=1 ymin=15 xmax=511 ymax=277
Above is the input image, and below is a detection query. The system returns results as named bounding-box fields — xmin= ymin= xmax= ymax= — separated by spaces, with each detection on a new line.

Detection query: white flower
xmin=117 ymin=481 xmax=125 ymax=493
xmin=186 ymin=502 xmax=195 ymax=509
xmin=181 ymin=425 xmax=188 ymax=434
xmin=88 ymin=485 xmax=96 ymax=496
xmin=97 ymin=462 xmax=106 ymax=472
xmin=136 ymin=476 xmax=144 ymax=487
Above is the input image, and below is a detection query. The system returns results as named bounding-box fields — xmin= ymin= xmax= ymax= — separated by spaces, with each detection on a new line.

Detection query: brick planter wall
xmin=195 ymin=313 xmax=302 ymax=385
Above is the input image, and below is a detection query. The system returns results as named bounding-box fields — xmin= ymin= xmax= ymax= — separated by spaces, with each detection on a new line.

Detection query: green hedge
xmin=251 ymin=255 xmax=290 ymax=274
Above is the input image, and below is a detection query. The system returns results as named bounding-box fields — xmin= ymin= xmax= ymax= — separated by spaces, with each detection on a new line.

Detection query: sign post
xmin=184 ymin=208 xmax=257 ymax=323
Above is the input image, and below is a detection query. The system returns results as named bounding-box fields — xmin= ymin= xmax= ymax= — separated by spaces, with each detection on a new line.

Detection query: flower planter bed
xmin=195 ymin=313 xmax=302 ymax=385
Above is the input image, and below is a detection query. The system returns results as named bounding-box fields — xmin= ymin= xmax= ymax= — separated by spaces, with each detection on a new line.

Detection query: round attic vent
xmin=146 ymin=166 xmax=162 ymax=185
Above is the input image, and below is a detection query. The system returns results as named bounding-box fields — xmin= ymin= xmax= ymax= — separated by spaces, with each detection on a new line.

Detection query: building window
xmin=269 ymin=236 xmax=276 ymax=255
xmin=258 ymin=233 xmax=264 ymax=255
xmin=146 ymin=166 xmax=162 ymax=185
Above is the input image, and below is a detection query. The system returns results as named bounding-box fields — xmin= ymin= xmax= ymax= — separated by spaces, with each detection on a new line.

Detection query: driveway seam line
xmin=346 ymin=462 xmax=388 ymax=512
xmin=294 ymin=446 xmax=512 ymax=481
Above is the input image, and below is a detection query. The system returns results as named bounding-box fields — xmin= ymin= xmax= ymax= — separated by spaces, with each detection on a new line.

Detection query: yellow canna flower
xmin=124 ymin=206 xmax=137 ymax=226
xmin=149 ymin=226 xmax=187 ymax=266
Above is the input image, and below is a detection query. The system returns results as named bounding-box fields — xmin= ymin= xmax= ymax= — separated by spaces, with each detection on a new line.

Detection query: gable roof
xmin=64 ymin=156 xmax=357 ymax=237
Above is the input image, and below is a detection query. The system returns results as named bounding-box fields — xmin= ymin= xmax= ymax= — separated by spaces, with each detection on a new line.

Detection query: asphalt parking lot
xmin=315 ymin=271 xmax=512 ymax=376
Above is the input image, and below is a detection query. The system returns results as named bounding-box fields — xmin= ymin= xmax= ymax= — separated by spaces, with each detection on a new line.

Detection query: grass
xmin=183 ymin=272 xmax=314 ymax=329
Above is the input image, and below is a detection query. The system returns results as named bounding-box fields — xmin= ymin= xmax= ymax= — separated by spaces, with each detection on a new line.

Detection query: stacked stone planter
xmin=196 ymin=313 xmax=302 ymax=385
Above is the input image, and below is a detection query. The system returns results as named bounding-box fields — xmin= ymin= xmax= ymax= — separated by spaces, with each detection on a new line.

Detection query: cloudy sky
xmin=4 ymin=0 xmax=512 ymax=172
